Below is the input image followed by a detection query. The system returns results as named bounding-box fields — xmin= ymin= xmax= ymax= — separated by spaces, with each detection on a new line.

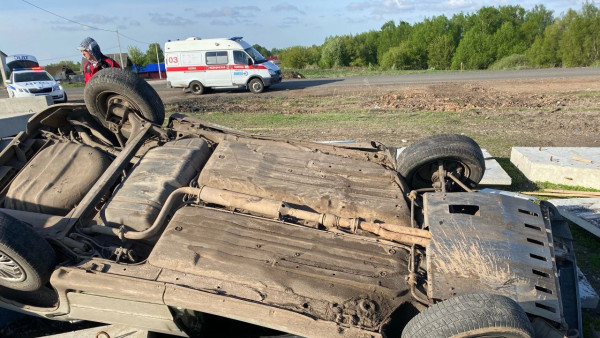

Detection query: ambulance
xmin=164 ymin=37 xmax=282 ymax=94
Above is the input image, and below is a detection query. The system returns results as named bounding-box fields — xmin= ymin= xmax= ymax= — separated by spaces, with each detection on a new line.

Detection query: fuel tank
xmin=100 ymin=138 xmax=211 ymax=231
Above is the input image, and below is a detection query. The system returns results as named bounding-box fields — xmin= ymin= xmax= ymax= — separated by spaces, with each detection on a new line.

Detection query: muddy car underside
xmin=0 ymin=69 xmax=581 ymax=337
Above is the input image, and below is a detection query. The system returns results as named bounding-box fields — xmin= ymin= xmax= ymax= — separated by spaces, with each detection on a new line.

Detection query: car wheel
xmin=248 ymin=78 xmax=264 ymax=94
xmin=396 ymin=134 xmax=485 ymax=191
xmin=402 ymin=294 xmax=534 ymax=338
xmin=0 ymin=212 xmax=56 ymax=291
xmin=60 ymin=92 xmax=68 ymax=103
xmin=84 ymin=68 xmax=165 ymax=136
xmin=189 ymin=81 xmax=205 ymax=95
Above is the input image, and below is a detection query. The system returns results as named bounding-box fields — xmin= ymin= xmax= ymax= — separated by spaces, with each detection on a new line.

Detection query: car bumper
xmin=12 ymin=90 xmax=65 ymax=101
xmin=264 ymin=74 xmax=282 ymax=86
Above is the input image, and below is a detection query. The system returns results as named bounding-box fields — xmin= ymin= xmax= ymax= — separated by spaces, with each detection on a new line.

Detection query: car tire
xmin=401 ymin=294 xmax=534 ymax=338
xmin=0 ymin=212 xmax=56 ymax=291
xmin=189 ymin=81 xmax=205 ymax=95
xmin=61 ymin=92 xmax=68 ymax=103
xmin=396 ymin=134 xmax=485 ymax=191
xmin=84 ymin=68 xmax=165 ymax=130
xmin=248 ymin=78 xmax=264 ymax=94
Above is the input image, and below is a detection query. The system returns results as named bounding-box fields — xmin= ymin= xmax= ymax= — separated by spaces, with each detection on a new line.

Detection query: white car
xmin=5 ymin=68 xmax=67 ymax=103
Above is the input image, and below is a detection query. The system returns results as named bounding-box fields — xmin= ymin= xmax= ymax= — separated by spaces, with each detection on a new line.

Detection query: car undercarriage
xmin=0 ymin=68 xmax=581 ymax=337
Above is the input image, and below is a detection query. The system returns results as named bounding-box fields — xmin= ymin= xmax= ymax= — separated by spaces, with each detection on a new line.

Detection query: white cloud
xmin=347 ymin=0 xmax=412 ymax=15
xmin=272 ymin=3 xmax=306 ymax=15
xmin=149 ymin=13 xmax=194 ymax=26
xmin=196 ymin=6 xmax=260 ymax=17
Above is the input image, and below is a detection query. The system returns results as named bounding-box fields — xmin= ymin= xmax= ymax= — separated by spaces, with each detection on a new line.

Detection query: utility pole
xmin=0 ymin=51 xmax=7 ymax=87
xmin=155 ymin=44 xmax=162 ymax=79
xmin=116 ymin=28 xmax=124 ymax=66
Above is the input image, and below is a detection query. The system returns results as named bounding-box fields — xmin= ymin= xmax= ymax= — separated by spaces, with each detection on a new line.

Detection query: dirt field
xmin=164 ymin=76 xmax=600 ymax=158
xmin=1 ymin=73 xmax=599 ymax=336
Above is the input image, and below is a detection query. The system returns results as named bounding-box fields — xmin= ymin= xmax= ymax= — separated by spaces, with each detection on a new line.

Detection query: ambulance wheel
xmin=248 ymin=78 xmax=264 ymax=94
xmin=84 ymin=68 xmax=165 ymax=135
xmin=190 ymin=81 xmax=205 ymax=95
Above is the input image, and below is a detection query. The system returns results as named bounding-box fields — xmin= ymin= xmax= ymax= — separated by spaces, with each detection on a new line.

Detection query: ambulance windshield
xmin=245 ymin=48 xmax=267 ymax=64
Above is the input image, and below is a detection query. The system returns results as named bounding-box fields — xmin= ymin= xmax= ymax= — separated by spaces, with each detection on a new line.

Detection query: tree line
xmin=270 ymin=3 xmax=600 ymax=70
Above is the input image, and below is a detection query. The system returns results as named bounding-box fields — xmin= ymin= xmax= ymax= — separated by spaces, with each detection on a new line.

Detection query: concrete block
xmin=578 ymin=267 xmax=600 ymax=309
xmin=549 ymin=198 xmax=600 ymax=238
xmin=479 ymin=149 xmax=512 ymax=186
xmin=396 ymin=148 xmax=511 ymax=186
xmin=511 ymin=147 xmax=600 ymax=189
xmin=0 ymin=96 xmax=52 ymax=137
xmin=0 ymin=96 xmax=52 ymax=115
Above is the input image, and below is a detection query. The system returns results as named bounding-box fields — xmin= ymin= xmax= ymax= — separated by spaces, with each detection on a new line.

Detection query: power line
xmin=20 ymin=0 xmax=114 ymax=33
xmin=119 ymin=33 xmax=151 ymax=45
xmin=21 ymin=0 xmax=154 ymax=46
xmin=38 ymin=45 xmax=120 ymax=62
xmin=20 ymin=0 xmax=161 ymax=66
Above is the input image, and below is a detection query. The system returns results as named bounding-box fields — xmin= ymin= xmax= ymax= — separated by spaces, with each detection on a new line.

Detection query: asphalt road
xmin=2 ymin=67 xmax=600 ymax=102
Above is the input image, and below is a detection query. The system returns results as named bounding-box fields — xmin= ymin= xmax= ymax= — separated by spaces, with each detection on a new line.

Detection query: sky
xmin=0 ymin=0 xmax=592 ymax=65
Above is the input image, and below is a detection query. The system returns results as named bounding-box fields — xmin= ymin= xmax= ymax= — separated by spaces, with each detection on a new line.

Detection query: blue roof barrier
xmin=132 ymin=63 xmax=165 ymax=73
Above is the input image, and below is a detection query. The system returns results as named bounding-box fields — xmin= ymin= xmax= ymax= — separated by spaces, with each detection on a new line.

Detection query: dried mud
xmin=163 ymin=77 xmax=600 ymax=153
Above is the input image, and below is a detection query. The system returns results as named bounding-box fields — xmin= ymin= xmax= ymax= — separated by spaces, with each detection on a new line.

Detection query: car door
xmin=204 ymin=51 xmax=231 ymax=87
xmin=230 ymin=50 xmax=251 ymax=86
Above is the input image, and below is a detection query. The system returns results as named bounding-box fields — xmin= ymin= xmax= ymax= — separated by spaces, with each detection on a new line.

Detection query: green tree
xmin=348 ymin=31 xmax=379 ymax=67
xmin=380 ymin=42 xmax=414 ymax=69
xmin=428 ymin=35 xmax=455 ymax=69
xmin=46 ymin=60 xmax=81 ymax=70
xmin=144 ymin=43 xmax=164 ymax=65
xmin=377 ymin=21 xmax=412 ymax=62
xmin=319 ymin=36 xmax=349 ymax=68
xmin=526 ymin=22 xmax=563 ymax=67
xmin=521 ymin=4 xmax=554 ymax=44
xmin=252 ymin=44 xmax=271 ymax=57
xmin=559 ymin=3 xmax=600 ymax=67
xmin=408 ymin=15 xmax=455 ymax=69
xmin=279 ymin=46 xmax=320 ymax=68
xmin=494 ymin=21 xmax=527 ymax=59
xmin=128 ymin=46 xmax=145 ymax=73
xmin=451 ymin=28 xmax=495 ymax=69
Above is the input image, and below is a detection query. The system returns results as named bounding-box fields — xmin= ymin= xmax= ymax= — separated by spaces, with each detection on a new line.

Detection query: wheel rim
xmin=0 ymin=250 xmax=26 ymax=282
xmin=251 ymin=81 xmax=262 ymax=92
xmin=96 ymin=92 xmax=143 ymax=138
xmin=412 ymin=159 xmax=471 ymax=191
xmin=191 ymin=83 xmax=202 ymax=94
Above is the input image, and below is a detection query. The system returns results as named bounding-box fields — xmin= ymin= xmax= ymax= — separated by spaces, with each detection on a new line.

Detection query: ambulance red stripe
xmin=166 ymin=65 xmax=268 ymax=72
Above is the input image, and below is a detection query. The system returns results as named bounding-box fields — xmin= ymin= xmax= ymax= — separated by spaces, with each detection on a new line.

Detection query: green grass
xmin=574 ymin=90 xmax=600 ymax=98
xmin=535 ymin=182 xmax=600 ymax=192
xmin=583 ymin=311 xmax=600 ymax=337
xmin=282 ymin=67 xmax=452 ymax=79
xmin=60 ymin=82 xmax=84 ymax=88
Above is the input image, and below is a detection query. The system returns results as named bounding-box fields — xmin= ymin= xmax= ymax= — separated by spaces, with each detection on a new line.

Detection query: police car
xmin=4 ymin=55 xmax=67 ymax=103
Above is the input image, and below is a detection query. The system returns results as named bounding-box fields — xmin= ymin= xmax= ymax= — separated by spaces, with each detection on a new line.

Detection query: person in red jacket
xmin=77 ymin=37 xmax=120 ymax=85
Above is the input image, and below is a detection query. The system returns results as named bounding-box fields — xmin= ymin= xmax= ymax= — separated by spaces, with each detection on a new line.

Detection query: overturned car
xmin=0 ymin=69 xmax=581 ymax=337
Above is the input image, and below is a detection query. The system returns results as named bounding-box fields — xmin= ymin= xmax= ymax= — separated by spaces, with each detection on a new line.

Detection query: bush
xmin=488 ymin=54 xmax=531 ymax=70
xmin=319 ymin=37 xmax=349 ymax=68
xmin=279 ymin=46 xmax=320 ymax=69
xmin=380 ymin=43 xmax=413 ymax=70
